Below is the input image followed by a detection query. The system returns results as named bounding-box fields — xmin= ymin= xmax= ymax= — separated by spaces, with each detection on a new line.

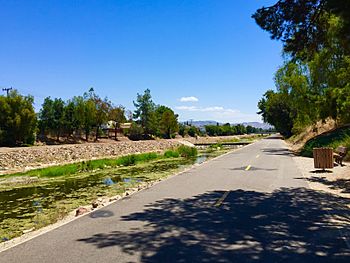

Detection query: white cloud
xmin=175 ymin=105 xmax=260 ymax=123
xmin=179 ymin=96 xmax=199 ymax=102
xmin=175 ymin=105 xmax=238 ymax=113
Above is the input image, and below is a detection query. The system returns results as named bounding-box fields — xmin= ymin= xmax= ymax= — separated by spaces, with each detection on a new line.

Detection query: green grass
xmin=2 ymin=147 xmax=197 ymax=179
xmin=300 ymin=126 xmax=350 ymax=159
xmin=0 ymin=146 xmax=229 ymax=242
xmin=6 ymin=152 xmax=160 ymax=178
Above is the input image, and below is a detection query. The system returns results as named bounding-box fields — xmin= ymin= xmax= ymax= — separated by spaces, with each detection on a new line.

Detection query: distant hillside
xmin=241 ymin=122 xmax=273 ymax=130
xmin=181 ymin=120 xmax=273 ymax=130
xmin=182 ymin=120 xmax=218 ymax=127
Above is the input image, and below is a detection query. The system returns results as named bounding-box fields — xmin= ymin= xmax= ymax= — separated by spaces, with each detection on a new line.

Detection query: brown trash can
xmin=313 ymin=148 xmax=334 ymax=169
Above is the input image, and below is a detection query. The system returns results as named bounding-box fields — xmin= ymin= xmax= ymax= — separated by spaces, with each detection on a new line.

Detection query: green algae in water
xmin=0 ymin=149 xmax=230 ymax=242
xmin=0 ymin=157 xmax=198 ymax=241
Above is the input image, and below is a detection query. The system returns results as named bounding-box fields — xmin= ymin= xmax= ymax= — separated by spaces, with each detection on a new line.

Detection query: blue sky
xmin=0 ymin=0 xmax=282 ymax=123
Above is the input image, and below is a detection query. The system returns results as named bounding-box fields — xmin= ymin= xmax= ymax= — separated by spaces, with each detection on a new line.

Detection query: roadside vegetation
xmin=179 ymin=123 xmax=272 ymax=138
xmin=0 ymin=87 xmax=271 ymax=147
xmin=0 ymin=88 xmax=180 ymax=146
xmin=0 ymin=145 xmax=231 ymax=242
xmin=254 ymin=0 xmax=350 ymax=153
xmin=1 ymin=146 xmax=197 ymax=180
xmin=300 ymin=126 xmax=350 ymax=160
xmin=255 ymin=1 xmax=350 ymax=138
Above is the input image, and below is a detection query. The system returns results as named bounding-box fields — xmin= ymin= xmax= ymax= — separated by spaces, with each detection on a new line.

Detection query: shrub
xmin=127 ymin=123 xmax=144 ymax=141
xmin=300 ymin=127 xmax=350 ymax=159
xmin=116 ymin=152 xmax=158 ymax=166
xmin=139 ymin=152 xmax=158 ymax=161
xmin=164 ymin=150 xmax=180 ymax=158
xmin=187 ymin=126 xmax=199 ymax=137
xmin=209 ymin=143 xmax=222 ymax=149
xmin=177 ymin=145 xmax=198 ymax=158
xmin=0 ymin=90 xmax=37 ymax=146
xmin=117 ymin=155 xmax=137 ymax=166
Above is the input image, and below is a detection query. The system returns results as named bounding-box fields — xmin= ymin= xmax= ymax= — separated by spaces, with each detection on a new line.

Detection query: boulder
xmin=75 ymin=207 xmax=88 ymax=216
xmin=91 ymin=201 xmax=99 ymax=209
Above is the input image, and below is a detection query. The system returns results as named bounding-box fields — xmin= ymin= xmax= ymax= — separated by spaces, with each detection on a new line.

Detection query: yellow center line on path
xmin=214 ymin=191 xmax=230 ymax=207
xmin=245 ymin=165 xmax=251 ymax=171
xmin=256 ymin=154 xmax=260 ymax=158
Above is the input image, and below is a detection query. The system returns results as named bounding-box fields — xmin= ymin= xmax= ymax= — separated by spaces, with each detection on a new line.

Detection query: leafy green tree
xmin=0 ymin=90 xmax=37 ymax=146
xmin=127 ymin=123 xmax=144 ymax=141
xmin=178 ymin=123 xmax=187 ymax=137
xmin=157 ymin=107 xmax=179 ymax=138
xmin=39 ymin=97 xmax=54 ymax=136
xmin=246 ymin=125 xmax=257 ymax=134
xmin=205 ymin=125 xmax=218 ymax=136
xmin=52 ymin=98 xmax=65 ymax=141
xmin=73 ymin=94 xmax=96 ymax=141
xmin=220 ymin=123 xmax=233 ymax=136
xmin=92 ymin=95 xmax=111 ymax=141
xmin=109 ymin=106 xmax=126 ymax=140
xmin=255 ymin=2 xmax=350 ymax=136
xmin=133 ymin=89 xmax=157 ymax=137
xmin=234 ymin=124 xmax=247 ymax=135
xmin=258 ymin=90 xmax=294 ymax=137
xmin=83 ymin=99 xmax=96 ymax=141
xmin=252 ymin=0 xmax=350 ymax=58
xmin=187 ymin=126 xmax=199 ymax=137
xmin=63 ymin=100 xmax=76 ymax=137
xmin=71 ymin=96 xmax=85 ymax=137
xmin=39 ymin=97 xmax=68 ymax=141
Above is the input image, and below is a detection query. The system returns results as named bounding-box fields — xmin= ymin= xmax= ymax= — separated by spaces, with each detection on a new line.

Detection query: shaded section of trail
xmin=78 ymin=188 xmax=350 ymax=263
xmin=1 ymin=135 xmax=350 ymax=262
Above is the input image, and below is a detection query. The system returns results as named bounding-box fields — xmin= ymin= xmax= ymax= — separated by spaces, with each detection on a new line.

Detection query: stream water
xmin=0 ymin=154 xmax=214 ymax=240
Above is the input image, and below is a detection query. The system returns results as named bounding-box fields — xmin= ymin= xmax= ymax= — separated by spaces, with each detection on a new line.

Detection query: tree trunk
xmin=167 ymin=128 xmax=171 ymax=139
xmin=95 ymin=126 xmax=99 ymax=141
xmin=85 ymin=130 xmax=89 ymax=142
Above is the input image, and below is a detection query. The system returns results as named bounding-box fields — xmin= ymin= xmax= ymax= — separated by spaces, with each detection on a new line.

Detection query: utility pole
xmin=2 ymin=87 xmax=13 ymax=96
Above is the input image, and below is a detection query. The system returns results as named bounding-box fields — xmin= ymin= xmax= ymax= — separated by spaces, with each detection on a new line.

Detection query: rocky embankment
xmin=0 ymin=140 xmax=181 ymax=174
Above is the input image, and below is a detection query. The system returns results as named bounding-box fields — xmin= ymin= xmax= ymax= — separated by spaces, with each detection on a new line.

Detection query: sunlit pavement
xmin=1 ymin=135 xmax=350 ymax=263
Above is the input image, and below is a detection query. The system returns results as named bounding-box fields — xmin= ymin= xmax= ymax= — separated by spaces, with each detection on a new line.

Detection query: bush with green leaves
xmin=176 ymin=145 xmax=198 ymax=158
xmin=0 ymin=90 xmax=37 ymax=146
xmin=164 ymin=150 xmax=180 ymax=158
xmin=127 ymin=123 xmax=145 ymax=141
xmin=300 ymin=127 xmax=350 ymax=159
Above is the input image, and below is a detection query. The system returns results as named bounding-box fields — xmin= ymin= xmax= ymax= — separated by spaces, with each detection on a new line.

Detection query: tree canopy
xmin=0 ymin=90 xmax=37 ymax=146
xmin=252 ymin=0 xmax=350 ymax=59
xmin=133 ymin=89 xmax=157 ymax=137
xmin=255 ymin=0 xmax=350 ymax=136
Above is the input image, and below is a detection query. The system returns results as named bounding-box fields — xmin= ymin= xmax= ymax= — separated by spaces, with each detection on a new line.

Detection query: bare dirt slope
xmin=0 ymin=140 xmax=181 ymax=174
xmin=288 ymin=118 xmax=337 ymax=152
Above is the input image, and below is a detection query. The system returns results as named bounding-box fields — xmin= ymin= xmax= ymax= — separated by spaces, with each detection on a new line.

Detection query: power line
xmin=2 ymin=87 xmax=13 ymax=96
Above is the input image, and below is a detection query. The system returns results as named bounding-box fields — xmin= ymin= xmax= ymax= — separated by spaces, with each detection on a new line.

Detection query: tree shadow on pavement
xmin=305 ymin=176 xmax=350 ymax=194
xmin=262 ymin=148 xmax=295 ymax=157
xmin=77 ymin=188 xmax=350 ymax=262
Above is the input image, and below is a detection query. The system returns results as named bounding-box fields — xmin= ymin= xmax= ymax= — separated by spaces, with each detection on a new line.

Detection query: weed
xmin=6 ymin=152 xmax=160 ymax=178
xmin=177 ymin=145 xmax=198 ymax=158
xmin=164 ymin=150 xmax=180 ymax=158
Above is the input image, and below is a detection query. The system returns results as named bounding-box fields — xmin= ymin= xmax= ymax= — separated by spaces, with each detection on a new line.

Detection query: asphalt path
xmin=1 ymin=135 xmax=350 ymax=262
